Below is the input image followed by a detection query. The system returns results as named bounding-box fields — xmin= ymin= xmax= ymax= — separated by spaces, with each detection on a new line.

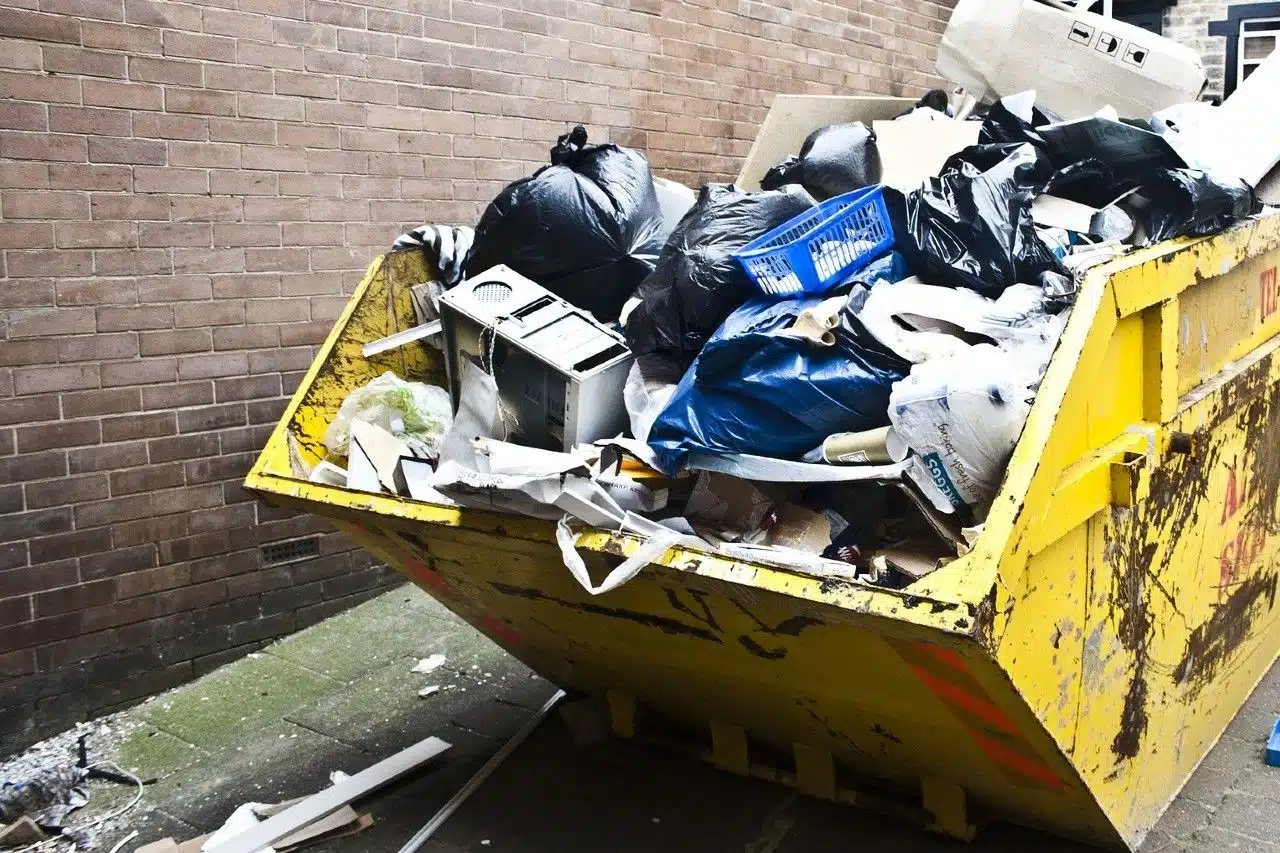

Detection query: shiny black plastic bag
xmin=466 ymin=125 xmax=667 ymax=322
xmin=886 ymin=142 xmax=1067 ymax=296
xmin=1140 ymin=169 xmax=1260 ymax=246
xmin=760 ymin=122 xmax=880 ymax=200
xmin=624 ymin=183 xmax=815 ymax=365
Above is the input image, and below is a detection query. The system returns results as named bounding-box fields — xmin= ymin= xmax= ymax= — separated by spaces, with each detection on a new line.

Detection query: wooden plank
xmin=205 ymin=737 xmax=450 ymax=853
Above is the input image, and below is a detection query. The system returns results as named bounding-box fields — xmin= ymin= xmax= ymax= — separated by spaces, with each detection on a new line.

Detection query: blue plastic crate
xmin=736 ymin=186 xmax=894 ymax=298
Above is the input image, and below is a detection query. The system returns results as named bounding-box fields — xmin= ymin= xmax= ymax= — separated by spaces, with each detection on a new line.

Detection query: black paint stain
xmin=737 ymin=636 xmax=786 ymax=659
xmin=871 ymin=723 xmax=903 ymax=744
xmin=1174 ymin=572 xmax=1279 ymax=690
xmin=664 ymin=587 xmax=721 ymax=633
xmin=489 ymin=582 xmax=723 ymax=643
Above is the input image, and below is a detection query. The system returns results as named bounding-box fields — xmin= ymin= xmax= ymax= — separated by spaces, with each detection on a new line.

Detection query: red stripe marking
xmin=911 ymin=642 xmax=970 ymax=673
xmin=908 ymin=665 xmax=1019 ymax=735
xmin=969 ymin=728 xmax=1065 ymax=789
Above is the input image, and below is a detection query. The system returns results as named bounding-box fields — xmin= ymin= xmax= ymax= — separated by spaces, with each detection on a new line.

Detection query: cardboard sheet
xmin=872 ymin=116 xmax=980 ymax=190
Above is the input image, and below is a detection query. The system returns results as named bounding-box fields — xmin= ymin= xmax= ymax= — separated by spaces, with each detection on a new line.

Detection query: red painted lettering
xmin=1261 ymin=267 xmax=1278 ymax=320
xmin=1222 ymin=462 xmax=1245 ymax=523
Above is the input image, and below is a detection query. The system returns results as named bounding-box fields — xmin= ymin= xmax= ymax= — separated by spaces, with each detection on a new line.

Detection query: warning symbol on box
xmin=1123 ymin=43 xmax=1148 ymax=66
xmin=1069 ymin=20 xmax=1095 ymax=44
xmin=1096 ymin=32 xmax=1121 ymax=55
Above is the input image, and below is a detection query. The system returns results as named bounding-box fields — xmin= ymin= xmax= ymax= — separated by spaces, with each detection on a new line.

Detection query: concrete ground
xmin=57 ymin=585 xmax=1280 ymax=853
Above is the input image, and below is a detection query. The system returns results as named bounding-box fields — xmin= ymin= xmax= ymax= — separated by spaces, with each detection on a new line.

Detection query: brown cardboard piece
xmin=765 ymin=504 xmax=831 ymax=555
xmin=0 ymin=817 xmax=46 ymax=847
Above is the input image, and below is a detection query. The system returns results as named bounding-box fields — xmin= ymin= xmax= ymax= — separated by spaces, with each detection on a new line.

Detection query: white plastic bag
xmin=324 ymin=371 xmax=453 ymax=460
xmin=623 ymin=354 xmax=682 ymax=444
xmin=889 ymin=343 xmax=1048 ymax=511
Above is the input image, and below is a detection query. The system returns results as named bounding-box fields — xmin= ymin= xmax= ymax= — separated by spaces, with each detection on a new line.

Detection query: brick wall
xmin=1164 ymin=0 xmax=1228 ymax=97
xmin=0 ymin=0 xmax=955 ymax=752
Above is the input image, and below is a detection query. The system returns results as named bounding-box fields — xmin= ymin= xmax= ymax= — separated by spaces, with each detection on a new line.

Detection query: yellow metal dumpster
xmin=246 ymin=100 xmax=1280 ymax=851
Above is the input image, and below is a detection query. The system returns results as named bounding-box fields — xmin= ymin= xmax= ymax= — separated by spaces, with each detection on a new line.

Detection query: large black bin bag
xmin=466 ymin=125 xmax=668 ymax=322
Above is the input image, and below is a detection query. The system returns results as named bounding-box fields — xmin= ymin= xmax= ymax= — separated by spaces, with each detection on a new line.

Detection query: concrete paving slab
xmin=269 ymin=588 xmax=464 ymax=682
xmin=141 ymin=654 xmax=337 ymax=751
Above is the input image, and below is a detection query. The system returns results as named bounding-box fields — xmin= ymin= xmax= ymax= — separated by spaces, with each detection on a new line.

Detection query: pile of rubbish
xmin=302 ymin=3 xmax=1278 ymax=594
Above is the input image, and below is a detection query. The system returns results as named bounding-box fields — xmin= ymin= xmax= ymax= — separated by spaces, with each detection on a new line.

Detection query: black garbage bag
xmin=646 ymin=296 xmax=910 ymax=474
xmin=1139 ymin=169 xmax=1260 ymax=246
xmin=1043 ymin=158 xmax=1127 ymax=208
xmin=465 ymin=125 xmax=667 ymax=322
xmin=624 ymin=183 xmax=815 ymax=364
xmin=760 ymin=122 xmax=880 ymax=200
xmin=896 ymin=89 xmax=952 ymax=118
xmin=978 ymin=93 xmax=1060 ymax=151
xmin=886 ymin=142 xmax=1067 ymax=296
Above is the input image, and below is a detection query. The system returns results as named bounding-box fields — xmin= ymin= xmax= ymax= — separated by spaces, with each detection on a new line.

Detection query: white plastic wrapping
xmin=324 ymin=371 xmax=452 ymax=460
xmin=623 ymin=354 xmax=682 ymax=444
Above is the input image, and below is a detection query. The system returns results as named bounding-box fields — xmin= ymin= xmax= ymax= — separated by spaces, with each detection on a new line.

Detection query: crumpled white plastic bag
xmin=324 ymin=371 xmax=452 ymax=460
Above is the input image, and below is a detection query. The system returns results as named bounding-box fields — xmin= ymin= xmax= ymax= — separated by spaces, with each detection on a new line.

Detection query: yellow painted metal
xmin=247 ymin=214 xmax=1280 ymax=851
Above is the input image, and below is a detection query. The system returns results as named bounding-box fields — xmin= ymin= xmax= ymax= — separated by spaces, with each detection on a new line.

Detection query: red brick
xmin=172 ymin=196 xmax=242 ymax=221
xmin=211 ymin=324 xmax=280 ymax=351
xmin=138 ymin=223 xmax=211 ymax=248
xmin=124 ymin=0 xmax=200 ymax=29
xmin=29 ymin=529 xmax=113 ymax=566
xmin=108 ymin=462 xmax=183 ymax=496
xmin=173 ymin=248 xmax=244 ymax=274
xmin=8 ymin=306 xmax=96 ymax=338
xmin=88 ymin=138 xmax=166 ymax=166
xmin=0 ymin=131 xmax=86 ymax=162
xmin=111 ymin=512 xmax=186 ymax=547
xmin=141 ymin=380 xmax=212 ymax=410
xmin=80 ymin=543 xmax=156 ymax=580
xmin=177 ymin=351 xmax=248 ymax=380
xmin=55 ymin=276 xmax=138 ymax=308
xmin=68 ymin=439 xmax=145 ymax=473
xmin=102 ymin=411 xmax=175 ymax=442
xmin=205 ymin=64 xmax=273 ymax=94
xmin=90 ymin=194 xmax=169 ymax=221
xmin=96 ymin=305 xmax=173 ymax=332
xmin=7 ymin=250 xmax=88 ymax=280
xmin=95 ymin=248 xmax=173 ymax=276
xmin=0 ymin=36 xmax=44 ymax=71
xmin=304 ymin=99 xmax=366 ymax=126
xmin=3 ymin=190 xmax=87 ymax=220
xmin=61 ymin=387 xmax=141 ymax=418
xmin=0 ymin=394 xmax=59 ymax=426
xmin=48 ymin=164 xmax=130 ymax=192
xmin=277 ymin=172 xmax=339 ymax=196
xmin=214 ymin=374 xmax=280 ymax=402
xmin=147 ymin=432 xmax=219 ymax=463
xmin=0 ymin=507 xmax=72 ymax=544
xmin=137 ymin=276 xmax=212 ymax=303
xmin=0 ymin=8 xmax=80 ymax=44
xmin=41 ymin=0 xmax=123 ymax=21
xmin=83 ymin=79 xmax=162 ymax=111
xmin=242 ymin=197 xmax=307 ymax=221
xmin=131 ymin=111 xmax=207 ymax=141
xmin=139 ymin=328 xmax=212 ymax=357
xmin=274 ymin=69 xmax=338 ymax=99
xmin=16 ymin=419 xmax=100 ymax=453
xmin=338 ymin=77 xmax=397 ymax=105
xmin=55 ymin=221 xmax=137 ymax=249
xmin=82 ymin=21 xmax=162 ymax=53
xmin=165 ymin=87 xmax=236 ymax=116
xmin=246 ymin=394 xmax=289 ymax=422
xmin=42 ymin=45 xmax=126 ymax=78
xmin=57 ymin=332 xmax=138 ymax=362
xmin=246 ymin=247 xmax=308 ymax=272
xmin=116 ymin=565 xmax=191 ymax=599
xmin=0 ymin=102 xmax=47 ymax=132
xmin=276 ymin=123 xmax=339 ymax=149
xmin=162 ymin=30 xmax=235 ymax=62
xmin=24 ymin=474 xmax=109 ymax=509
xmin=35 ymin=579 xmax=116 ymax=617
xmin=241 ymin=144 xmax=307 ymax=172
xmin=212 ymin=223 xmax=279 ymax=248
xmin=211 ymin=273 xmax=279 ymax=298
xmin=208 ymin=118 xmax=275 ymax=145
xmin=0 ymin=451 xmax=67 ymax=484
xmin=0 ymin=279 xmax=56 ymax=310
xmin=101 ymin=357 xmax=176 ymax=387
xmin=273 ymin=17 xmax=335 ymax=48
xmin=183 ymin=450 xmax=255 ymax=485
xmin=128 ymin=55 xmax=203 ymax=86
xmin=169 ymin=141 xmax=239 ymax=169
xmin=235 ymin=39 xmax=305 ymax=71
xmin=0 ymin=162 xmax=50 ymax=189
xmin=13 ymin=364 xmax=99 ymax=395
xmin=201 ymin=7 xmax=271 ymax=40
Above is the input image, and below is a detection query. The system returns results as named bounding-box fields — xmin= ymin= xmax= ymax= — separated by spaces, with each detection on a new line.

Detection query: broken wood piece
xmin=205 ymin=736 xmax=450 ymax=853
xmin=362 ymin=320 xmax=443 ymax=358
xmin=0 ymin=817 xmax=46 ymax=847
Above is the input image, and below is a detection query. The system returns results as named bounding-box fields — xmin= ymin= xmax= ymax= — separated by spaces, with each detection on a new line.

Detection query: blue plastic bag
xmin=647 ymin=296 xmax=910 ymax=475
